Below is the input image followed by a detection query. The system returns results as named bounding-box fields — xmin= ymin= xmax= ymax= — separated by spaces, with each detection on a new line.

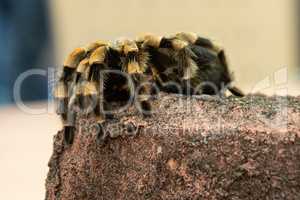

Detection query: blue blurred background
xmin=0 ymin=0 xmax=54 ymax=105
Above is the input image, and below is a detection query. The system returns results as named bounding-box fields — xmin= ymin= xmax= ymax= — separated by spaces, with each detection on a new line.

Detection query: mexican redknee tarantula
xmin=54 ymin=32 xmax=244 ymax=145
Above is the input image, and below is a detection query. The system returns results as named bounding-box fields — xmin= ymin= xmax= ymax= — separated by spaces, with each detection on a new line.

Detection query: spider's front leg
xmin=58 ymin=47 xmax=87 ymax=112
xmin=120 ymin=39 xmax=154 ymax=117
xmin=54 ymin=81 xmax=77 ymax=145
xmin=54 ymin=47 xmax=86 ymax=145
xmin=68 ymin=58 xmax=89 ymax=109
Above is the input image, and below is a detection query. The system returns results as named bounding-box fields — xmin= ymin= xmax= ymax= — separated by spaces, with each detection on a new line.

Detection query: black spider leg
xmin=174 ymin=46 xmax=198 ymax=95
xmin=83 ymin=62 xmax=102 ymax=113
xmin=68 ymin=69 xmax=85 ymax=110
xmin=217 ymin=50 xmax=244 ymax=97
xmin=103 ymin=47 xmax=129 ymax=103
xmin=157 ymin=38 xmax=193 ymax=94
xmin=57 ymin=48 xmax=87 ymax=146
xmin=101 ymin=48 xmax=125 ymax=119
xmin=56 ymin=97 xmax=76 ymax=146
xmin=189 ymin=44 xmax=226 ymax=96
xmin=87 ymin=63 xmax=110 ymax=144
xmin=61 ymin=111 xmax=76 ymax=146
xmin=148 ymin=44 xmax=186 ymax=94
xmin=57 ymin=93 xmax=77 ymax=146
xmin=126 ymin=52 xmax=153 ymax=117
xmin=87 ymin=63 xmax=107 ymax=116
xmin=56 ymin=66 xmax=74 ymax=116
xmin=189 ymin=38 xmax=244 ymax=97
xmin=56 ymin=68 xmax=78 ymax=146
xmin=134 ymin=73 xmax=153 ymax=117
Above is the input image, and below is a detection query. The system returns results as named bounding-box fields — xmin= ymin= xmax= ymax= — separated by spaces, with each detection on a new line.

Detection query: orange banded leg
xmin=69 ymin=58 xmax=90 ymax=109
xmin=55 ymin=48 xmax=86 ymax=145
xmin=60 ymin=111 xmax=76 ymax=145
xmin=54 ymin=81 xmax=77 ymax=145
xmin=131 ymin=73 xmax=153 ymax=117
xmin=61 ymin=47 xmax=86 ymax=82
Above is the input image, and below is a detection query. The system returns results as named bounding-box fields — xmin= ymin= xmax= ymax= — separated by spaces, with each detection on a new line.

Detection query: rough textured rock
xmin=45 ymin=94 xmax=300 ymax=200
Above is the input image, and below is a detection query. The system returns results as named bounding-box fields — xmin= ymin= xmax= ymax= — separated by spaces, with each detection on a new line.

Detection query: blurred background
xmin=0 ymin=0 xmax=299 ymax=199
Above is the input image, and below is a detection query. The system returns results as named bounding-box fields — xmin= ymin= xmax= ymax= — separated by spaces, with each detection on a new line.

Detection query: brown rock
xmin=45 ymin=94 xmax=300 ymax=200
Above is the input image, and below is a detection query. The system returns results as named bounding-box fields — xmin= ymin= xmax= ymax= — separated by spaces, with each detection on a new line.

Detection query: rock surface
xmin=45 ymin=94 xmax=300 ymax=200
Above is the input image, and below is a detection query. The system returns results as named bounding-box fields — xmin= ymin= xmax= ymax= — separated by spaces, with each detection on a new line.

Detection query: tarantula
xmin=54 ymin=32 xmax=244 ymax=145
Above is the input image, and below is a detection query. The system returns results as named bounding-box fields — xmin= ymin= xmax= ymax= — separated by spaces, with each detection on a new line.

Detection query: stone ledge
xmin=45 ymin=94 xmax=300 ymax=200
